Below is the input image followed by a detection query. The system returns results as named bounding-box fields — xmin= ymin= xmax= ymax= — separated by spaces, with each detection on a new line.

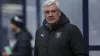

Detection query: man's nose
xmin=49 ymin=12 xmax=53 ymax=16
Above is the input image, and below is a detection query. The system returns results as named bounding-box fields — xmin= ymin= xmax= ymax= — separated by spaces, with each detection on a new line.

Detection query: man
xmin=2 ymin=16 xmax=32 ymax=56
xmin=35 ymin=0 xmax=87 ymax=56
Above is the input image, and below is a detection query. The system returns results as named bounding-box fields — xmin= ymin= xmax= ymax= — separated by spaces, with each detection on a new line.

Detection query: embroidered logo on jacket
xmin=55 ymin=32 xmax=61 ymax=38
xmin=41 ymin=34 xmax=45 ymax=38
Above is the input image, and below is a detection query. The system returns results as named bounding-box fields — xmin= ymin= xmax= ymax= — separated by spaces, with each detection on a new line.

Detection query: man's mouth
xmin=48 ymin=18 xmax=54 ymax=21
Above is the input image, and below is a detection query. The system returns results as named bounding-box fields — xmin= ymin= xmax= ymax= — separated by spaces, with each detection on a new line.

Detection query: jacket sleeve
xmin=69 ymin=25 xmax=87 ymax=56
xmin=34 ymin=30 xmax=38 ymax=56
xmin=10 ymin=33 xmax=31 ymax=56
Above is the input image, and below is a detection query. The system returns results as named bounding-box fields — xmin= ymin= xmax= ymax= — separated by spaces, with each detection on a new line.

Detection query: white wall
xmin=89 ymin=0 xmax=100 ymax=45
xmin=89 ymin=51 xmax=100 ymax=56
xmin=89 ymin=0 xmax=100 ymax=55
xmin=26 ymin=0 xmax=37 ymax=48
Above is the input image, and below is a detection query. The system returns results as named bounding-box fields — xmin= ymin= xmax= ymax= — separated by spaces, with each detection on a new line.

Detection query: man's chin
xmin=48 ymin=22 xmax=56 ymax=25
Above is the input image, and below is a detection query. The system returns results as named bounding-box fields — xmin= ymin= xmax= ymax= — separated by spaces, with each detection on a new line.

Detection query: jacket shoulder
xmin=35 ymin=26 xmax=44 ymax=35
xmin=36 ymin=26 xmax=44 ymax=32
xmin=20 ymin=31 xmax=32 ymax=40
xmin=64 ymin=23 xmax=81 ymax=32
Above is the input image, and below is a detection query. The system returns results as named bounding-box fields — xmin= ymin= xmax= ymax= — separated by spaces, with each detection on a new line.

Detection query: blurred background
xmin=0 ymin=0 xmax=100 ymax=56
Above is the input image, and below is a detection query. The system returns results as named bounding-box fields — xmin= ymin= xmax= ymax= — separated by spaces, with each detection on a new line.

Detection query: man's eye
xmin=45 ymin=11 xmax=49 ymax=14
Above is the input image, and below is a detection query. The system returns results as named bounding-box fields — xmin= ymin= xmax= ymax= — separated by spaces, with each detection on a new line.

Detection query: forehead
xmin=44 ymin=4 xmax=58 ymax=11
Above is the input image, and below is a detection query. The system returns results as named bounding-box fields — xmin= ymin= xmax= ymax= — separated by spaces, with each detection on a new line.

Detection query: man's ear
xmin=59 ymin=12 xmax=61 ymax=16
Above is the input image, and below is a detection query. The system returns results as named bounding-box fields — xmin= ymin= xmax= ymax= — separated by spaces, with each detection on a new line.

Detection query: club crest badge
xmin=55 ymin=32 xmax=61 ymax=38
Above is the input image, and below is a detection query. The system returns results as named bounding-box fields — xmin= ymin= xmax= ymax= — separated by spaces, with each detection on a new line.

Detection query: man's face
xmin=44 ymin=4 xmax=61 ymax=24
xmin=9 ymin=23 xmax=17 ymax=32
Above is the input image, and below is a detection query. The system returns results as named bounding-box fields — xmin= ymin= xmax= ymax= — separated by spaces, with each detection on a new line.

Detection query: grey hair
xmin=43 ymin=0 xmax=61 ymax=11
